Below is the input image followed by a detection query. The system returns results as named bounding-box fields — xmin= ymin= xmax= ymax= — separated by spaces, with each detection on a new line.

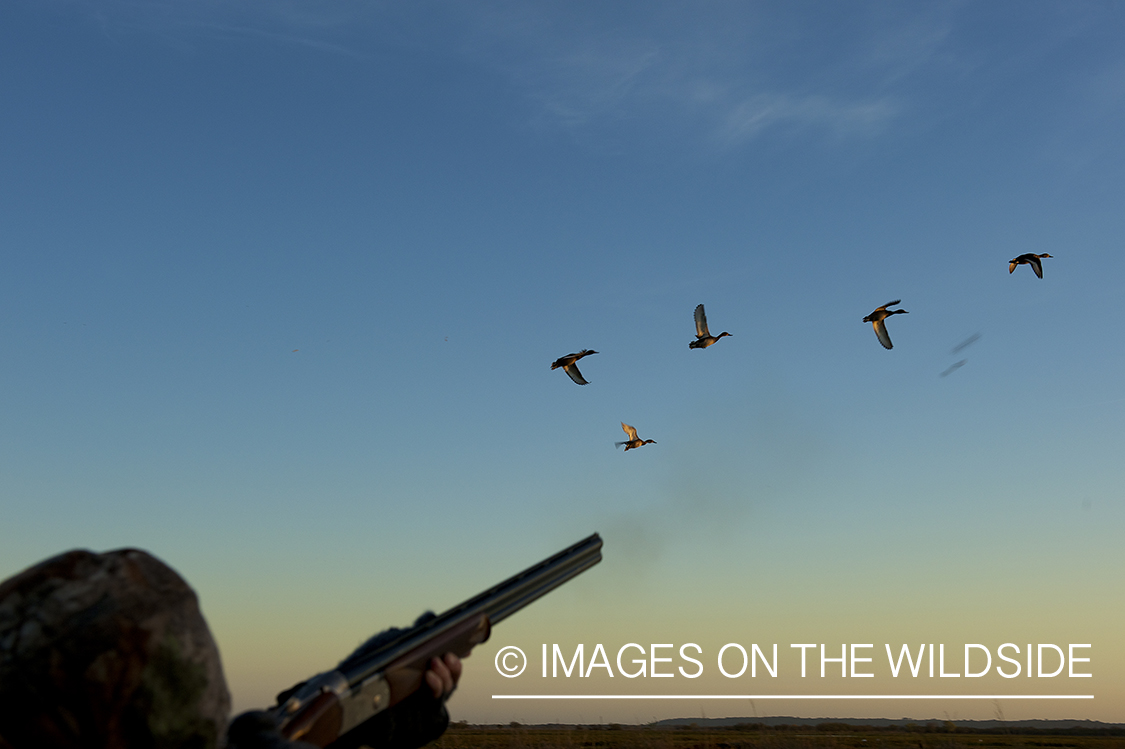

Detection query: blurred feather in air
xmin=951 ymin=333 xmax=980 ymax=354
xmin=939 ymin=359 xmax=967 ymax=377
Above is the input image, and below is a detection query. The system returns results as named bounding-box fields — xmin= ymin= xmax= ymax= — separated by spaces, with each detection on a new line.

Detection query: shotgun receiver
xmin=272 ymin=533 xmax=602 ymax=746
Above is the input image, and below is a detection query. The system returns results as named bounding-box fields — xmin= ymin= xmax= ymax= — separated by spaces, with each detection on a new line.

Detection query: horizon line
xmin=492 ymin=695 xmax=1094 ymax=700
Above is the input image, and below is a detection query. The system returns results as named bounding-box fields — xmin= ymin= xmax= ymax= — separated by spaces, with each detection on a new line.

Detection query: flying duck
xmin=551 ymin=349 xmax=598 ymax=385
xmin=689 ymin=304 xmax=731 ymax=349
xmin=863 ymin=300 xmax=908 ymax=350
xmin=1008 ymin=253 xmax=1052 ymax=278
xmin=616 ymin=422 xmax=656 ymax=451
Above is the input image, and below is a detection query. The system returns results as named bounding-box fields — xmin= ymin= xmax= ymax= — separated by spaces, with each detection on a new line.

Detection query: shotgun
xmin=272 ymin=533 xmax=602 ymax=746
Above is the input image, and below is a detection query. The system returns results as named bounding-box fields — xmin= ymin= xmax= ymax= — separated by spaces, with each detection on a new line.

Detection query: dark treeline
xmin=465 ymin=722 xmax=1125 ymax=737
xmin=709 ymin=723 xmax=1125 ymax=737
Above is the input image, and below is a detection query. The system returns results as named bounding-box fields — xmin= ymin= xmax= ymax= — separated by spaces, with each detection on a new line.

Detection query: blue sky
xmin=2 ymin=0 xmax=1123 ymax=724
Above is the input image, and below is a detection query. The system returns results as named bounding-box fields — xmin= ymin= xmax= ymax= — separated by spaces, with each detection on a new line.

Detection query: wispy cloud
xmin=59 ymin=0 xmax=959 ymax=149
xmin=503 ymin=41 xmax=899 ymax=145
xmin=522 ymin=42 xmax=663 ymax=128
xmin=716 ymin=93 xmax=897 ymax=145
xmin=442 ymin=2 xmax=955 ymax=149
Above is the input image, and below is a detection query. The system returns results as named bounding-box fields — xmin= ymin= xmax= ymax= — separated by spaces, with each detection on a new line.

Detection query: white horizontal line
xmin=492 ymin=695 xmax=1093 ymax=700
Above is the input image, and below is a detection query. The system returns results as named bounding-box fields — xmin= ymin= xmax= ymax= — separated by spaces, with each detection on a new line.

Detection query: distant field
xmin=432 ymin=724 xmax=1125 ymax=749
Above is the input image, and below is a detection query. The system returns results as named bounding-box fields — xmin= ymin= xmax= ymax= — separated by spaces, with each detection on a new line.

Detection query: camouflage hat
xmin=0 ymin=549 xmax=230 ymax=749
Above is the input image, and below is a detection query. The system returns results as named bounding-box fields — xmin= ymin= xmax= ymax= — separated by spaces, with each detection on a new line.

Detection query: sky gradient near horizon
xmin=1 ymin=0 xmax=1123 ymax=725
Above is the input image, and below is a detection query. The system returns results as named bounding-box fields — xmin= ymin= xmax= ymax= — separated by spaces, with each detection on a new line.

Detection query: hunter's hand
xmin=424 ymin=652 xmax=461 ymax=699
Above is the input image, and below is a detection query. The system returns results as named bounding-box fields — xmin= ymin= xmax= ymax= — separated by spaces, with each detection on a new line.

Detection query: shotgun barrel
xmin=274 ymin=533 xmax=602 ymax=746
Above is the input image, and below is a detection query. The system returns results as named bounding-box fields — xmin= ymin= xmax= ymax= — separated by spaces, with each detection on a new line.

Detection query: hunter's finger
xmin=444 ymin=653 xmax=462 ymax=685
xmin=430 ymin=656 xmax=453 ymax=695
xmin=425 ymin=667 xmax=444 ymax=698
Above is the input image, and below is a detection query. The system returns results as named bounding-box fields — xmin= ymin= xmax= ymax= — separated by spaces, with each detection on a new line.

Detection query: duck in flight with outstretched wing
xmin=863 ymin=300 xmax=908 ymax=350
xmin=551 ymin=349 xmax=599 ymax=385
xmin=615 ymin=422 xmax=656 ymax=451
xmin=689 ymin=304 xmax=731 ymax=349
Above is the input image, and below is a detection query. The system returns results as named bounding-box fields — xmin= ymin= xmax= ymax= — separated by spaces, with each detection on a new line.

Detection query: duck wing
xmin=873 ymin=319 xmax=894 ymax=349
xmin=694 ymin=304 xmax=710 ymax=338
xmin=1029 ymin=256 xmax=1044 ymax=278
xmin=564 ymin=363 xmax=590 ymax=385
xmin=621 ymin=422 xmax=639 ymax=441
xmin=1009 ymin=260 xmax=1018 ymax=273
